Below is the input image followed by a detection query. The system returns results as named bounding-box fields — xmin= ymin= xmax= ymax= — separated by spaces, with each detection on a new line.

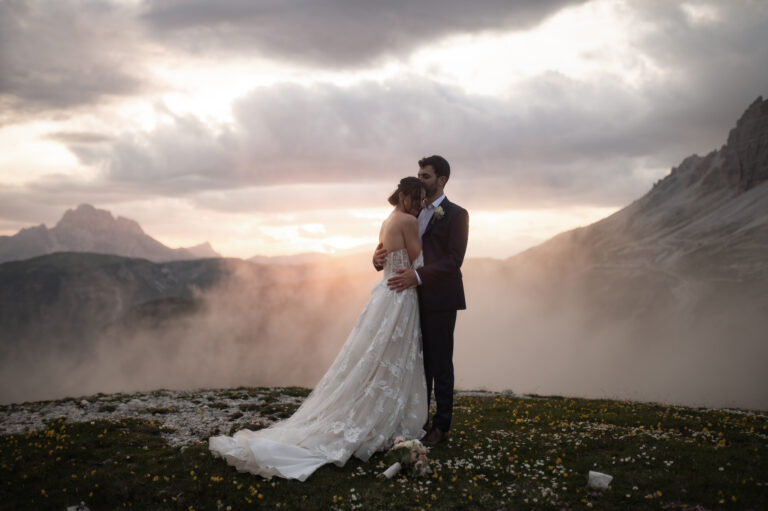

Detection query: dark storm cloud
xmin=141 ymin=0 xmax=588 ymax=67
xmin=3 ymin=0 xmax=767 ymax=216
xmin=0 ymin=0 xmax=144 ymax=120
xmin=93 ymin=75 xmax=720 ymax=207
xmin=627 ymin=0 xmax=768 ymax=151
xmin=51 ymin=0 xmax=761 ymax=209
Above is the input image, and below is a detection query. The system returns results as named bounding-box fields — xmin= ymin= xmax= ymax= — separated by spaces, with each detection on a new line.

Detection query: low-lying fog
xmin=2 ymin=254 xmax=766 ymax=410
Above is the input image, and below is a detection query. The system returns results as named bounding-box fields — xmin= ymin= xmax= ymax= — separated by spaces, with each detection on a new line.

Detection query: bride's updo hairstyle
xmin=388 ymin=176 xmax=424 ymax=206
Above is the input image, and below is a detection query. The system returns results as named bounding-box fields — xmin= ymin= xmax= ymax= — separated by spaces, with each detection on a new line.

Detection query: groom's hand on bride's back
xmin=387 ymin=269 xmax=418 ymax=292
xmin=373 ymin=243 xmax=387 ymax=271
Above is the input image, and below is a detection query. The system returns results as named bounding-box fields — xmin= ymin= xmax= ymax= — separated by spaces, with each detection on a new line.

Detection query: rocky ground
xmin=0 ymin=387 xmax=312 ymax=447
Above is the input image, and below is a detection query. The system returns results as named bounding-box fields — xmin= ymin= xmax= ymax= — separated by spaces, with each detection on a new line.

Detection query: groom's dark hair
xmin=418 ymin=155 xmax=450 ymax=182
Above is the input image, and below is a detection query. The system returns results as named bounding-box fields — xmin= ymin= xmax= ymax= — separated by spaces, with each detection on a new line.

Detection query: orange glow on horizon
xmin=147 ymin=205 xmax=619 ymax=260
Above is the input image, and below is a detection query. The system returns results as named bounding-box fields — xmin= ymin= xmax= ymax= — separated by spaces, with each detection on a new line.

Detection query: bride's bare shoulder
xmin=381 ymin=212 xmax=416 ymax=244
xmin=393 ymin=211 xmax=418 ymax=226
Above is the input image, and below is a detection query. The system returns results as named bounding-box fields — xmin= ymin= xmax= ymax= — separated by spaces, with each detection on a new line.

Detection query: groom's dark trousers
xmin=420 ymin=309 xmax=457 ymax=432
xmin=417 ymin=197 xmax=469 ymax=433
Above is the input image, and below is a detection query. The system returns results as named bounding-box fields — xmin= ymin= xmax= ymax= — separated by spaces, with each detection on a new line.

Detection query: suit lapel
xmin=423 ymin=197 xmax=450 ymax=238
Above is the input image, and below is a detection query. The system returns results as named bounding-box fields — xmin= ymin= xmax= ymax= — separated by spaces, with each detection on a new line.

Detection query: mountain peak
xmin=723 ymin=95 xmax=768 ymax=191
xmin=183 ymin=241 xmax=221 ymax=258
xmin=1 ymin=204 xmax=220 ymax=263
xmin=55 ymin=204 xmax=145 ymax=236
xmin=640 ymin=95 xmax=768 ymax=205
xmin=57 ymin=203 xmax=109 ymax=223
xmin=737 ymin=95 xmax=766 ymax=124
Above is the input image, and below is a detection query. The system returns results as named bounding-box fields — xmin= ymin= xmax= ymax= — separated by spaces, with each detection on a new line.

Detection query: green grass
xmin=2 ymin=390 xmax=767 ymax=510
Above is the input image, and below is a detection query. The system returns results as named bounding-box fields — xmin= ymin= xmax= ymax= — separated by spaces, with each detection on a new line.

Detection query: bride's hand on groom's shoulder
xmin=387 ymin=269 xmax=418 ymax=292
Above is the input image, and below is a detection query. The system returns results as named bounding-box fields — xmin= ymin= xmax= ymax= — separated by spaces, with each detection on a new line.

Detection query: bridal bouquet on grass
xmin=379 ymin=436 xmax=432 ymax=478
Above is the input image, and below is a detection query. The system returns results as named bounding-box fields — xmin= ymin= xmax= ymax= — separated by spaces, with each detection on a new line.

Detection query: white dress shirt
xmin=415 ymin=194 xmax=446 ymax=284
xmin=418 ymin=194 xmax=446 ymax=238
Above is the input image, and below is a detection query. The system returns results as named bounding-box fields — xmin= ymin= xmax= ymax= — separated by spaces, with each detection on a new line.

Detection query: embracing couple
xmin=209 ymin=155 xmax=469 ymax=481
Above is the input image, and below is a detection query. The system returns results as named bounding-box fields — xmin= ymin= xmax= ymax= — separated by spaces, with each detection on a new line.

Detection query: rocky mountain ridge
xmin=0 ymin=204 xmax=221 ymax=263
xmin=513 ymin=96 xmax=768 ymax=280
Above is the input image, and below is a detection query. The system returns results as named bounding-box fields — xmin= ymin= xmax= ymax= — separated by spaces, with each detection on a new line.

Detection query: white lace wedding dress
xmin=209 ymin=249 xmax=427 ymax=481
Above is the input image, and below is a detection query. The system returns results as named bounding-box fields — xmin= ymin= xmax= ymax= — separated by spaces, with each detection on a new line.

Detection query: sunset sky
xmin=1 ymin=0 xmax=766 ymax=259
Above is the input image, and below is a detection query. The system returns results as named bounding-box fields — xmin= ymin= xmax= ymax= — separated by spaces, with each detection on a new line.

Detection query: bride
xmin=209 ymin=177 xmax=428 ymax=481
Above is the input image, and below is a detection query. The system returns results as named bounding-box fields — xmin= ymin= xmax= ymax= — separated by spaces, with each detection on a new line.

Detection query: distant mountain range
xmin=0 ymin=252 xmax=230 ymax=347
xmin=0 ymin=204 xmax=221 ymax=263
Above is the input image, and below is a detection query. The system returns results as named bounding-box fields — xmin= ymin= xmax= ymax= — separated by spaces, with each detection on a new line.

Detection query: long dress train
xmin=208 ymin=248 xmax=427 ymax=481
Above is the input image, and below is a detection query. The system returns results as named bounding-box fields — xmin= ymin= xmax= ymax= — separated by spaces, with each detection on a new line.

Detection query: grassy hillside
xmin=1 ymin=388 xmax=766 ymax=510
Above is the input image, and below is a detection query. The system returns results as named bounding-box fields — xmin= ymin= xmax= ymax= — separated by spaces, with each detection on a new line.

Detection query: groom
xmin=373 ymin=155 xmax=469 ymax=447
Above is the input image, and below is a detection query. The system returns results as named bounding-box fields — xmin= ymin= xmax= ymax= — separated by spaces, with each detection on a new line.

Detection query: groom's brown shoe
xmin=421 ymin=427 xmax=448 ymax=447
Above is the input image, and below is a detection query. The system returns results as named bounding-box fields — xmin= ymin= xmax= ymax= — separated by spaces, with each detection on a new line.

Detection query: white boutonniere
xmin=432 ymin=206 xmax=445 ymax=222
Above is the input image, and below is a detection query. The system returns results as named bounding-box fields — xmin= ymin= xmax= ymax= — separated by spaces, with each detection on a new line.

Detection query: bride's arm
xmin=403 ymin=215 xmax=422 ymax=264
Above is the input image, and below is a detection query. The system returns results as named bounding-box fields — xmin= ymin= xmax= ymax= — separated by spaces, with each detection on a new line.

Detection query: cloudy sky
xmin=1 ymin=0 xmax=766 ymax=258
